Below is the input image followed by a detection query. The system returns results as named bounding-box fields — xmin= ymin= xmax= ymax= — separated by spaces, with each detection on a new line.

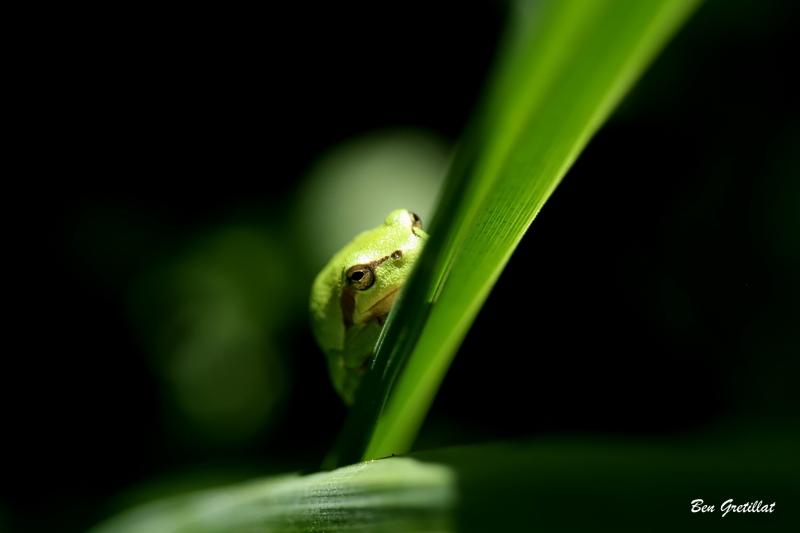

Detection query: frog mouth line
xmin=367 ymin=287 xmax=400 ymax=320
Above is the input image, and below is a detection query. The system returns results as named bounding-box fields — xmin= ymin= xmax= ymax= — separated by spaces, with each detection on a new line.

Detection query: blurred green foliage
xmin=128 ymin=225 xmax=295 ymax=446
xmin=294 ymin=128 xmax=450 ymax=270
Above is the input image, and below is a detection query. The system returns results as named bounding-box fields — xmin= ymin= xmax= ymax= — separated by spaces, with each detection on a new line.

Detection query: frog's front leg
xmin=332 ymin=318 xmax=384 ymax=404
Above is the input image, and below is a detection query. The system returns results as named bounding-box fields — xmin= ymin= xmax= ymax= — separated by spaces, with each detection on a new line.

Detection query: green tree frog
xmin=310 ymin=209 xmax=428 ymax=405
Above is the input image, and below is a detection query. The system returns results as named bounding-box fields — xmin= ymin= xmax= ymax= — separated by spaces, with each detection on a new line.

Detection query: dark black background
xmin=7 ymin=1 xmax=798 ymax=531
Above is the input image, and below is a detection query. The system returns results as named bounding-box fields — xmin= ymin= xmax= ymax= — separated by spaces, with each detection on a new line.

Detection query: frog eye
xmin=346 ymin=264 xmax=375 ymax=290
xmin=409 ymin=212 xmax=423 ymax=230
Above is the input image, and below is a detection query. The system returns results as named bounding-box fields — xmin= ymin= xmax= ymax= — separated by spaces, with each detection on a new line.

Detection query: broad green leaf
xmin=327 ymin=0 xmax=702 ymax=468
xmin=90 ymin=424 xmax=799 ymax=532
xmin=89 ymin=458 xmax=457 ymax=533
